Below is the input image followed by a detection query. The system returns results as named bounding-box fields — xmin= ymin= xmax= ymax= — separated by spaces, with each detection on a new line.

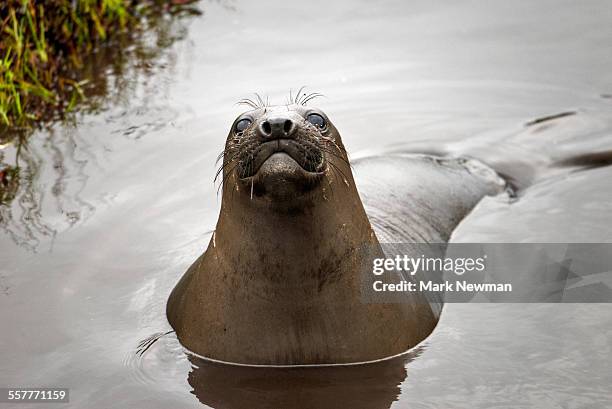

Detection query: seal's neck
xmin=214 ymin=180 xmax=378 ymax=293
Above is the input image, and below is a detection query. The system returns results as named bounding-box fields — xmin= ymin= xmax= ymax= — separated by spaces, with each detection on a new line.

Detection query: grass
xmin=0 ymin=0 xmax=199 ymax=226
xmin=0 ymin=0 xmax=198 ymax=132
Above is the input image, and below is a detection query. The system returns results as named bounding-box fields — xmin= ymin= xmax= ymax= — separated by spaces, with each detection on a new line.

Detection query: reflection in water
xmin=0 ymin=5 xmax=201 ymax=250
xmin=188 ymin=353 xmax=416 ymax=409
xmin=0 ymin=126 xmax=107 ymax=249
xmin=0 ymin=132 xmax=55 ymax=249
xmin=127 ymin=332 xmax=420 ymax=409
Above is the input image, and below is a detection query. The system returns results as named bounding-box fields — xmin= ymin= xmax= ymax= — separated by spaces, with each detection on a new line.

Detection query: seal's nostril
xmin=261 ymin=121 xmax=272 ymax=136
xmin=283 ymin=119 xmax=293 ymax=134
xmin=260 ymin=117 xmax=294 ymax=139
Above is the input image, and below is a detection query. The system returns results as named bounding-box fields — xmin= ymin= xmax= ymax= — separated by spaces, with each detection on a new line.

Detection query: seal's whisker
xmin=294 ymin=86 xmax=306 ymax=104
xmin=215 ymin=150 xmax=225 ymax=165
xmin=319 ymin=144 xmax=349 ymax=163
xmin=321 ymin=136 xmax=345 ymax=155
xmin=215 ymin=146 xmax=238 ymax=166
xmin=301 ymin=92 xmax=324 ymax=105
xmin=321 ymin=141 xmax=352 ymax=169
xmin=237 ymin=98 xmax=259 ymax=109
xmin=233 ymin=142 xmax=265 ymax=179
xmin=214 ymin=151 xmax=243 ymax=187
xmin=218 ymin=137 xmax=256 ymax=179
xmin=217 ymin=162 xmax=240 ymax=195
xmin=320 ymin=146 xmax=353 ymax=170
xmin=327 ymin=160 xmax=351 ymax=187
xmin=254 ymin=93 xmax=267 ymax=109
xmin=214 ymin=155 xmax=238 ymax=183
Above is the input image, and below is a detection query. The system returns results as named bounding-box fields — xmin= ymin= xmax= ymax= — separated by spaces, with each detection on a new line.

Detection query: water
xmin=1 ymin=0 xmax=611 ymax=407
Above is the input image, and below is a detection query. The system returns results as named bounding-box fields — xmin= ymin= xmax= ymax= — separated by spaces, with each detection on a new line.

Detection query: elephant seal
xmin=167 ymin=98 xmax=502 ymax=365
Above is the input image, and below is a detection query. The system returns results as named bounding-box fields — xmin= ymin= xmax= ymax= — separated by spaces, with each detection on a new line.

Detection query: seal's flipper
xmin=353 ymin=154 xmax=504 ymax=243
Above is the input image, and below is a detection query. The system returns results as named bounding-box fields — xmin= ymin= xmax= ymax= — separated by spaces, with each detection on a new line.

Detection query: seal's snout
xmin=236 ymin=111 xmax=325 ymax=182
xmin=258 ymin=117 xmax=297 ymax=140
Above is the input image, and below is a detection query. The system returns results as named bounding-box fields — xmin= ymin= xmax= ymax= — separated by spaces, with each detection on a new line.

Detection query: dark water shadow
xmin=186 ymin=349 xmax=423 ymax=409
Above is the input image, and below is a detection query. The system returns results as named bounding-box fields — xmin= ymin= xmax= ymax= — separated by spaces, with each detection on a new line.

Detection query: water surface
xmin=1 ymin=0 xmax=611 ymax=408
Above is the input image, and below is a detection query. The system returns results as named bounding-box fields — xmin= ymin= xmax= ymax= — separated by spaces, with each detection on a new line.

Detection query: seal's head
xmin=220 ymin=103 xmax=348 ymax=202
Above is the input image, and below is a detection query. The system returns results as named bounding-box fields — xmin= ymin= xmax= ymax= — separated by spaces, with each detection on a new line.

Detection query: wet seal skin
xmin=166 ymin=94 xmax=501 ymax=365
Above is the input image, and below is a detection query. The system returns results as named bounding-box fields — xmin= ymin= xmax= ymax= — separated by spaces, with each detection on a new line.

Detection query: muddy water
xmin=1 ymin=0 xmax=612 ymax=408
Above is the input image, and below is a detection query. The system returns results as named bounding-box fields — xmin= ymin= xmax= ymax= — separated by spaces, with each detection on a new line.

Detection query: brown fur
xmin=167 ymin=104 xmax=437 ymax=365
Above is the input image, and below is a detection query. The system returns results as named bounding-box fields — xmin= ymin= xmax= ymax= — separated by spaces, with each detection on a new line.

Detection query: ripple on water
xmin=124 ymin=331 xmax=190 ymax=391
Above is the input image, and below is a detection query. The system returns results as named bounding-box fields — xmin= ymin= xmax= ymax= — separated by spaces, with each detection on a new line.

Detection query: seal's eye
xmin=235 ymin=118 xmax=252 ymax=134
xmin=306 ymin=113 xmax=326 ymax=129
